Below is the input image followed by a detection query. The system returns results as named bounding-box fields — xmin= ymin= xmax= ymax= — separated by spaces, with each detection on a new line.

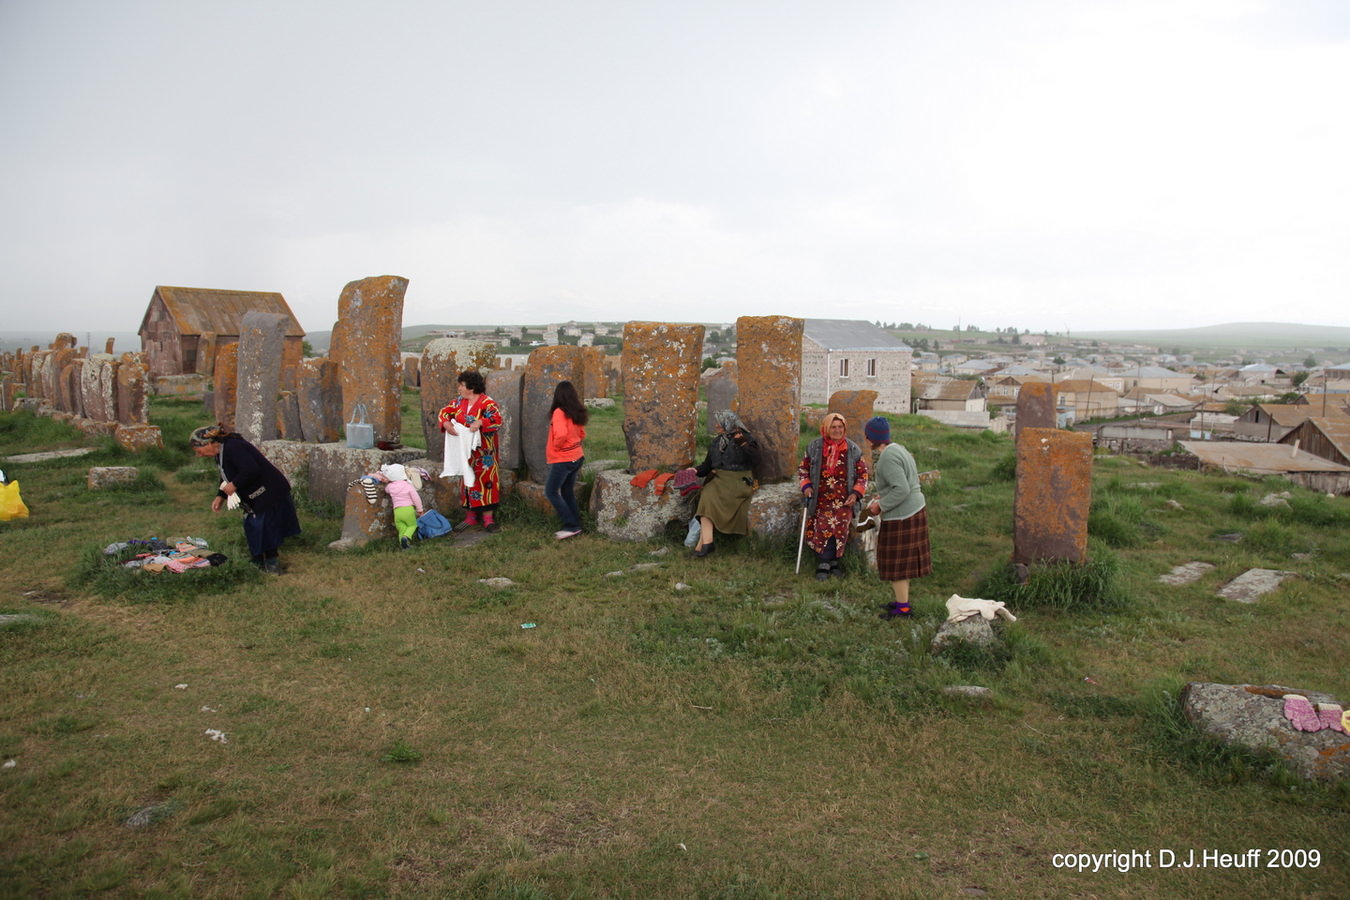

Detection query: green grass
xmin=1 ymin=398 xmax=1346 ymax=898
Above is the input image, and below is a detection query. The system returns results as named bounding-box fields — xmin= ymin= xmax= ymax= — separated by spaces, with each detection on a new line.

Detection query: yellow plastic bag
xmin=0 ymin=480 xmax=29 ymax=521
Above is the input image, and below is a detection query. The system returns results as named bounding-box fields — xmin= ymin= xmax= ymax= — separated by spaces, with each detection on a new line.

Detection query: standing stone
xmin=418 ymin=338 xmax=497 ymax=459
xmin=331 ymin=275 xmax=409 ymax=447
xmin=828 ymin=390 xmax=879 ymax=453
xmin=196 ymin=332 xmax=219 ymax=376
xmin=276 ymin=390 xmax=303 ymax=441
xmin=621 ymin=322 xmax=704 ymax=472
xmin=234 ymin=311 xmax=290 ymax=444
xmin=60 ymin=359 xmax=83 ymax=416
xmin=1016 ymin=382 xmax=1057 ymax=437
xmin=212 ymin=342 xmax=239 ymax=430
xmin=401 ymin=354 xmax=421 ymax=389
xmin=97 ymin=355 xmax=119 ymax=422
xmin=104 ymin=338 xmax=115 ymax=355
xmin=297 ymin=357 xmax=343 ymax=443
xmin=703 ymin=362 xmax=738 ymax=431
xmin=522 ymin=346 xmax=589 ymax=482
xmin=736 ymin=316 xmax=804 ymax=482
xmin=579 ymin=347 xmax=608 ymax=400
xmin=47 ymin=348 xmax=75 ymax=408
xmin=486 ymin=369 xmax=524 ymax=472
xmin=1013 ymin=427 xmax=1093 ymax=565
xmin=116 ymin=353 xmax=150 ymax=425
xmin=51 ymin=333 xmax=77 ymax=351
xmin=80 ymin=356 xmax=110 ymax=422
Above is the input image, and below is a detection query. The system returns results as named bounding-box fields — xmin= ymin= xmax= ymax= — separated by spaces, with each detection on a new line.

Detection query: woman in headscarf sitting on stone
xmin=798 ymin=412 xmax=868 ymax=580
xmin=688 ymin=409 xmax=761 ymax=557
xmin=189 ymin=423 xmax=301 ymax=574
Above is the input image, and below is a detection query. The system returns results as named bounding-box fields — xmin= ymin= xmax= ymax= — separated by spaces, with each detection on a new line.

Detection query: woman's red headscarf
xmin=820 ymin=412 xmax=848 ymax=470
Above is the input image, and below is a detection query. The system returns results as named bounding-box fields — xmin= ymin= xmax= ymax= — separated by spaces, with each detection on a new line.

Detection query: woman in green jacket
xmin=864 ymin=416 xmax=931 ymax=617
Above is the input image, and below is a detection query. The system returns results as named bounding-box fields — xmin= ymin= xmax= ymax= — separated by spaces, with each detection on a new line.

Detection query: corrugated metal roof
xmin=1056 ymin=379 xmax=1119 ymax=395
xmin=1179 ymin=441 xmax=1350 ymax=474
xmin=144 ymin=286 xmax=305 ymax=338
xmin=803 ymin=319 xmax=912 ymax=351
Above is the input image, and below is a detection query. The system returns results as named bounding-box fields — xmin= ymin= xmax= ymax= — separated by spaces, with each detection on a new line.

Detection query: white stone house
xmin=801 ymin=319 xmax=913 ymax=413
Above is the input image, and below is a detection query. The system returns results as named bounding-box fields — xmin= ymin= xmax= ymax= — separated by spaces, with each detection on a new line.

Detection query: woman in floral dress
xmin=437 ymin=370 xmax=504 ymax=531
xmin=797 ymin=412 xmax=868 ymax=580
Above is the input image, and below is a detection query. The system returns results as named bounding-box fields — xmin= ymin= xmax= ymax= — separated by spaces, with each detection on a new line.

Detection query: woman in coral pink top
xmin=545 ymin=381 xmax=588 ymax=539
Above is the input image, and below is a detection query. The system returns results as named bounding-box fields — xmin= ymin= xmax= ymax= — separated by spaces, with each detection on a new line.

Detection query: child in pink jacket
xmin=376 ymin=463 xmax=424 ymax=549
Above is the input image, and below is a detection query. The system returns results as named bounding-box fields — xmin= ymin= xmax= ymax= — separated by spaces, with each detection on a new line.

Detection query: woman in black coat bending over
xmin=190 ymin=424 xmax=302 ymax=574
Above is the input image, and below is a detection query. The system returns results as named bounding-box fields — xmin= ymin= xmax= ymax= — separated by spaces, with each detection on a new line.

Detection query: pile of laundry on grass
xmin=102 ymin=537 xmax=229 ymax=573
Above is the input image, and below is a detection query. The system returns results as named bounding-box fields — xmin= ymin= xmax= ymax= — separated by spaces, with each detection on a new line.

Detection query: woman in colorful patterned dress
xmin=437 ymin=370 xmax=504 ymax=532
xmin=797 ymin=412 xmax=868 ymax=580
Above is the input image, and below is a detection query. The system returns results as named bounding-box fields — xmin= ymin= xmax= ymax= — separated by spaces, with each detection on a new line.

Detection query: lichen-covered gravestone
xmin=736 ymin=316 xmax=803 ymax=482
xmin=1013 ymin=428 xmax=1093 ymax=565
xmin=330 ymin=275 xmax=409 ymax=447
xmin=621 ymin=322 xmax=704 ymax=472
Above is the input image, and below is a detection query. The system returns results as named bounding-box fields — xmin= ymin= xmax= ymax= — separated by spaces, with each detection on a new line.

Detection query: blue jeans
xmin=545 ymin=457 xmax=584 ymax=531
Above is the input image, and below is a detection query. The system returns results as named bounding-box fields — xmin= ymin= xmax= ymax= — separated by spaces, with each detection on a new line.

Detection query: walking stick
xmin=795 ymin=496 xmax=809 ymax=575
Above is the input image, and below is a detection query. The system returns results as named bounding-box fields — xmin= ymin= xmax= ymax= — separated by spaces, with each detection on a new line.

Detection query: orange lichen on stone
xmin=1012 ymin=427 xmax=1093 ymax=564
xmin=332 ymin=275 xmax=409 ymax=446
xmin=736 ymin=315 xmax=804 ymax=482
xmin=621 ymin=322 xmax=704 ymax=472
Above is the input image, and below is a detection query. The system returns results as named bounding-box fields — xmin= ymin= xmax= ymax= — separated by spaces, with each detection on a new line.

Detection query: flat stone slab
xmin=3 ymin=447 xmax=96 ymax=463
xmin=1181 ymin=682 xmax=1348 ymax=782
xmin=1217 ymin=568 xmax=1296 ymax=603
xmin=1158 ymin=561 xmax=1215 ymax=586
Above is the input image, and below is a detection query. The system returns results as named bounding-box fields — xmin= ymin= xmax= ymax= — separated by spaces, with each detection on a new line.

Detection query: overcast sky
xmin=2 ymin=0 xmax=1347 ymax=337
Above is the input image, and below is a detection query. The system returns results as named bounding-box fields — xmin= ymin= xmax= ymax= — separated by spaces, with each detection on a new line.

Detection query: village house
xmin=914 ymin=378 xmax=988 ymax=413
xmin=1277 ymin=416 xmax=1350 ymax=468
xmin=1054 ymin=379 xmax=1121 ymax=421
xmin=137 ymin=286 xmax=305 ymax=379
xmin=1231 ymin=403 xmax=1320 ymax=443
xmin=800 ymin=319 xmax=913 ymax=413
xmin=1117 ymin=387 xmax=1199 ymax=417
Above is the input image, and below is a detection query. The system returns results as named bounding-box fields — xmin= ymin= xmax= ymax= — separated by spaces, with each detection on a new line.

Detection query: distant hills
xmin=5 ymin=321 xmax=1347 ymax=357
xmin=1070 ymin=322 xmax=1350 ymax=351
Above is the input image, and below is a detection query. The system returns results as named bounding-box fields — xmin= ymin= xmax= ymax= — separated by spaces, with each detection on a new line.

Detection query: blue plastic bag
xmin=416 ymin=509 xmax=453 ymax=540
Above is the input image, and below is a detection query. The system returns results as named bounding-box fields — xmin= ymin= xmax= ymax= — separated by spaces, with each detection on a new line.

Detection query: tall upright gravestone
xmin=116 ymin=353 xmax=150 ymax=425
xmin=1015 ymin=381 xmax=1057 ymax=437
xmin=296 ymin=357 xmax=342 ymax=443
xmin=213 ymin=342 xmax=239 ymax=430
xmin=828 ymin=389 xmax=879 ymax=465
xmin=419 ymin=338 xmax=497 ymax=460
xmin=621 ymin=322 xmax=704 ymax=472
xmin=486 ymin=369 xmax=524 ymax=472
xmin=736 ymin=316 xmax=804 ymax=482
xmin=331 ymin=275 xmax=408 ymax=447
xmin=522 ymin=346 xmax=590 ymax=482
xmin=1013 ymin=427 xmax=1093 ymax=565
xmin=234 ymin=312 xmax=290 ymax=444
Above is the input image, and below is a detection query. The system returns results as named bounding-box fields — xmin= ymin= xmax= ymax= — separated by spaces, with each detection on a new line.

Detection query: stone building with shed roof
xmin=800 ymin=319 xmax=912 ymax=413
xmin=138 ymin=286 xmax=306 ymax=379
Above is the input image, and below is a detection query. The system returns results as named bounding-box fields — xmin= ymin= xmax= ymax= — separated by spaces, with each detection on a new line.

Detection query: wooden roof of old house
xmin=1278 ymin=417 xmax=1350 ymax=465
xmin=140 ymin=286 xmax=305 ymax=338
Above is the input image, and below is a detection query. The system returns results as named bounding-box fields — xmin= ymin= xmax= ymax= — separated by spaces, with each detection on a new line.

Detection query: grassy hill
xmin=0 ymin=396 xmax=1345 ymax=896
xmin=1073 ymin=322 xmax=1350 ymax=353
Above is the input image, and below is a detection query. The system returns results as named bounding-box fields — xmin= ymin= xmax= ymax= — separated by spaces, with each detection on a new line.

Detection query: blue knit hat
xmin=863 ymin=416 xmax=891 ymax=443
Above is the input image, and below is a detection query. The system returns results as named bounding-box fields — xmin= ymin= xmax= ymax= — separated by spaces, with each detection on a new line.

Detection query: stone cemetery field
xmin=1 ymin=395 xmax=1347 ymax=898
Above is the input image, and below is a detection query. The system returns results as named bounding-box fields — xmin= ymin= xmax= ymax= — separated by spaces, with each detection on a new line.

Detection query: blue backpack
xmin=416 ymin=509 xmax=453 ymax=539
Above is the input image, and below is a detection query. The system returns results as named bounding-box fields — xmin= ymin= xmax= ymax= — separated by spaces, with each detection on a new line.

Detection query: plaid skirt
xmin=876 ymin=507 xmax=932 ymax=581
